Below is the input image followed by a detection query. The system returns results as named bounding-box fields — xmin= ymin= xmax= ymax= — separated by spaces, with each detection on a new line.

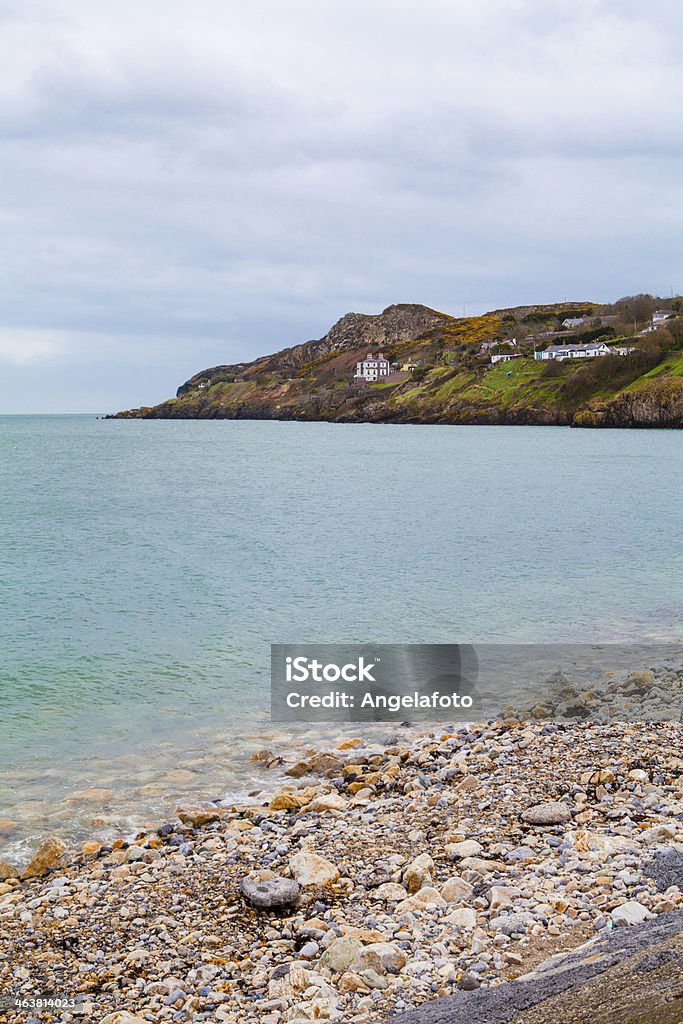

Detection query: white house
xmin=562 ymin=317 xmax=590 ymax=328
xmin=535 ymin=341 xmax=611 ymax=361
xmin=354 ymin=352 xmax=391 ymax=382
xmin=652 ymin=310 xmax=675 ymax=325
xmin=611 ymin=345 xmax=638 ymax=356
xmin=491 ymin=352 xmax=521 ymax=365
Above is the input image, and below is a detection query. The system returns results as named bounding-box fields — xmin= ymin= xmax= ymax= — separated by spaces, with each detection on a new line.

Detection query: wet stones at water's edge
xmin=0 ymin=717 xmax=682 ymax=1024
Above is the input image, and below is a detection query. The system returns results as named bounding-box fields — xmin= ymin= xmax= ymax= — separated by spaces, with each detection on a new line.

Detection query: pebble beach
xmin=1 ymin=705 xmax=683 ymax=1024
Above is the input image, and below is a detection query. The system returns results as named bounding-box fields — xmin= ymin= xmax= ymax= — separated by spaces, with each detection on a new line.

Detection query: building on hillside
xmin=611 ymin=345 xmax=639 ymax=356
xmin=652 ymin=310 xmax=675 ymax=325
xmin=535 ymin=341 xmax=611 ymax=362
xmin=401 ymin=359 xmax=419 ymax=371
xmin=354 ymin=352 xmax=391 ymax=382
xmin=490 ymin=352 xmax=522 ymax=365
xmin=481 ymin=338 xmax=517 ymax=354
xmin=562 ymin=317 xmax=590 ymax=328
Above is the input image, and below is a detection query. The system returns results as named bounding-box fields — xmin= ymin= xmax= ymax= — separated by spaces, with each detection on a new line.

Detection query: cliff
xmin=113 ymin=300 xmax=683 ymax=428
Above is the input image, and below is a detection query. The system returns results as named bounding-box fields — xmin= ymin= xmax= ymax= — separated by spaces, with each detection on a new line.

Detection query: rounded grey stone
xmin=239 ymin=874 xmax=300 ymax=909
xmin=521 ymin=801 xmax=572 ymax=825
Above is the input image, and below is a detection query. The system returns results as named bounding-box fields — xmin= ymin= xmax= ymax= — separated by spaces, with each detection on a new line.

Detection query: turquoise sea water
xmin=1 ymin=416 xmax=681 ymax=857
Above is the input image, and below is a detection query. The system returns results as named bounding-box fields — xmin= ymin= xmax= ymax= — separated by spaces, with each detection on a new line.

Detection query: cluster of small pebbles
xmin=503 ymin=665 xmax=683 ymax=723
xmin=1 ymin=718 xmax=682 ymax=1023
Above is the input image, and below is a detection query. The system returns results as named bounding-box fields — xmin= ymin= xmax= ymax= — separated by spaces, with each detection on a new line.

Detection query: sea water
xmin=1 ymin=416 xmax=681 ymax=857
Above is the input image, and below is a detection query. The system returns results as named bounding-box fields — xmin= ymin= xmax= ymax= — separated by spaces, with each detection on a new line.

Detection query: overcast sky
xmin=1 ymin=0 xmax=681 ymax=412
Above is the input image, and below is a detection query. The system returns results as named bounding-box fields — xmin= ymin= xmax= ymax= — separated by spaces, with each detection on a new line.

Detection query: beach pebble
xmin=403 ymin=853 xmax=434 ymax=893
xmin=374 ymin=882 xmax=408 ymax=902
xmin=289 ymin=848 xmax=340 ymax=886
xmin=239 ymin=874 xmax=301 ymax=909
xmin=521 ymin=801 xmax=572 ymax=825
xmin=318 ymin=936 xmax=364 ymax=973
xmin=445 ymin=840 xmax=483 ymax=859
xmin=352 ymin=942 xmax=407 ymax=974
xmin=0 ymin=861 xmax=19 ymax=880
xmin=441 ymin=877 xmax=475 ymax=904
xmin=488 ymin=885 xmax=520 ymax=911
xmin=611 ymin=901 xmax=656 ymax=927
xmin=21 ymin=838 xmax=68 ymax=880
xmin=445 ymin=907 xmax=478 ymax=930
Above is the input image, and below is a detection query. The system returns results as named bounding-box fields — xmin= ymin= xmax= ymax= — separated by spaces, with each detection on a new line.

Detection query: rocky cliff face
xmin=573 ymin=378 xmax=683 ymax=427
xmin=323 ymin=303 xmax=450 ymax=351
xmin=177 ymin=304 xmax=450 ymax=395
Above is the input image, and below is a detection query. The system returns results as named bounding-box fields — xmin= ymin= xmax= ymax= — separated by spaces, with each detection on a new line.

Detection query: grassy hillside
xmin=114 ymin=299 xmax=683 ymax=428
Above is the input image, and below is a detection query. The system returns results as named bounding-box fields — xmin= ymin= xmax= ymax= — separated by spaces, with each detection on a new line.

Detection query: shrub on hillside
xmin=410 ymin=364 xmax=435 ymax=382
xmin=561 ymin=348 xmax=662 ymax=401
xmin=541 ymin=359 xmax=566 ymax=378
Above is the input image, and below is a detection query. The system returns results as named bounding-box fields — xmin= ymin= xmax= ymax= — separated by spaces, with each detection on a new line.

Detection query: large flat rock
xmin=387 ymin=909 xmax=683 ymax=1024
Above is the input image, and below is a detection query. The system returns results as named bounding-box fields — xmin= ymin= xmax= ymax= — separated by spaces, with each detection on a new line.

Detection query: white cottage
xmin=535 ymin=342 xmax=611 ymax=361
xmin=491 ymin=352 xmax=521 ymax=365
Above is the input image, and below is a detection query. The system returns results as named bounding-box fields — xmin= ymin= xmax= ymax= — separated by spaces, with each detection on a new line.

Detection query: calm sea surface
xmin=1 ymin=416 xmax=681 ymax=858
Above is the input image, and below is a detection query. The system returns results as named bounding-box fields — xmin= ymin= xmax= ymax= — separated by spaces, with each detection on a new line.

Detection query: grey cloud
xmin=0 ymin=0 xmax=681 ymax=412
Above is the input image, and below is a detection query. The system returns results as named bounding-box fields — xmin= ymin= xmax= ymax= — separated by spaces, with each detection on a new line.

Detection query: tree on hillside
xmin=611 ymin=294 xmax=659 ymax=322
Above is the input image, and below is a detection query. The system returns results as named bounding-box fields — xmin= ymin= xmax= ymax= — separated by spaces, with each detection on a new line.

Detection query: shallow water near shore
xmin=1 ymin=415 xmax=682 ymax=859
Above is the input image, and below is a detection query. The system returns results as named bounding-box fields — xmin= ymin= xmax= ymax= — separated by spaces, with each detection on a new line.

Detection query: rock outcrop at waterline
xmin=572 ymin=377 xmax=683 ymax=428
xmin=112 ymin=299 xmax=683 ymax=428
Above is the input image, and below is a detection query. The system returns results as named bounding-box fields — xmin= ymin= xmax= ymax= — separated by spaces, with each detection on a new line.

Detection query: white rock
xmin=445 ymin=907 xmax=478 ymax=930
xmin=374 ymin=882 xmax=408 ymax=902
xmin=351 ymin=942 xmax=407 ymax=974
xmin=445 ymin=839 xmax=483 ymax=859
xmin=396 ymin=886 xmax=447 ymax=913
xmin=441 ymin=876 xmax=474 ymax=903
xmin=305 ymin=792 xmax=348 ymax=814
xmin=402 ymin=853 xmax=435 ymax=893
xmin=318 ymin=935 xmax=363 ymax=974
xmin=289 ymin=848 xmax=340 ymax=887
xmin=611 ymin=901 xmax=655 ymax=927
xmin=641 ymin=824 xmax=677 ymax=845
xmin=488 ymin=885 xmax=520 ymax=911
xmin=574 ymin=831 xmax=639 ymax=855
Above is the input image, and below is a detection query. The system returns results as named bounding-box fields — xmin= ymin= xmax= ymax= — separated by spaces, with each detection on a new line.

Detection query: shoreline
xmin=3 ymin=652 xmax=681 ymax=866
xmin=107 ymin=410 xmax=683 ymax=429
xmin=1 ymin=717 xmax=682 ymax=1023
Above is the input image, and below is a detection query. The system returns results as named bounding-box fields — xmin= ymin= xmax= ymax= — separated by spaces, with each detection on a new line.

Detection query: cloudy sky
xmin=1 ymin=0 xmax=681 ymax=412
